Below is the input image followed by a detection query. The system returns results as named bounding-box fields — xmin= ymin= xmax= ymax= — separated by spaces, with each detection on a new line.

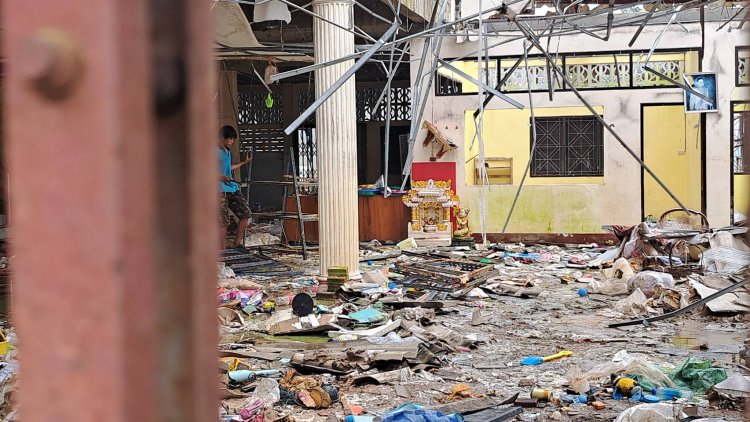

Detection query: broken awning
xmin=213 ymin=0 xmax=313 ymax=63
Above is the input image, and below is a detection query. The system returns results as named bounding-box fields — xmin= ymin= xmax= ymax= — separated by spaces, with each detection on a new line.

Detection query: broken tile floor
xmin=217 ymin=243 xmax=749 ymax=421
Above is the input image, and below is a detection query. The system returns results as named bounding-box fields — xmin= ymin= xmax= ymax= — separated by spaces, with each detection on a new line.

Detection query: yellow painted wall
xmin=463 ymin=107 xmax=607 ymax=233
xmin=465 ymin=106 xmax=605 ymax=186
xmin=735 ymin=175 xmax=750 ymax=216
xmin=462 ymin=184 xmax=605 ymax=233
xmin=733 ymin=103 xmax=750 ymax=217
xmin=642 ymin=105 xmax=702 ymax=218
xmin=451 ymin=51 xmax=703 ymax=233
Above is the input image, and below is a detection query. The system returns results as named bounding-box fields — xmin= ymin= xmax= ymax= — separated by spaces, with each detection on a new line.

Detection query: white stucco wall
xmin=408 ymin=20 xmax=749 ymax=233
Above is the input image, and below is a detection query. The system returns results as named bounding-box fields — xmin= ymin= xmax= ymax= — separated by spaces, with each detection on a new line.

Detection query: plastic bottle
xmin=652 ymin=387 xmax=693 ymax=400
xmin=345 ymin=416 xmax=375 ymax=422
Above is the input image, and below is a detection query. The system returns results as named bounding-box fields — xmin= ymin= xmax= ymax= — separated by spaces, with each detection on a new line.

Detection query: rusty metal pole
xmin=3 ymin=1 xmax=217 ymax=421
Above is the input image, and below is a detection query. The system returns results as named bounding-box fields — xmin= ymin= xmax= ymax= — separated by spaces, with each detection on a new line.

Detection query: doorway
xmin=641 ymin=104 xmax=703 ymax=220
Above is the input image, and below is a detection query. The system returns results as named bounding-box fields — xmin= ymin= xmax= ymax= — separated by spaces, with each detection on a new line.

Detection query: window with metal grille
xmin=238 ymin=91 xmax=284 ymax=125
xmin=737 ymin=47 xmax=750 ymax=87
xmin=733 ymin=104 xmax=750 ymax=174
xmin=294 ymin=127 xmax=318 ymax=194
xmin=238 ymin=127 xmax=285 ymax=153
xmin=531 ymin=116 xmax=604 ymax=177
xmin=437 ymin=50 xmax=698 ymax=96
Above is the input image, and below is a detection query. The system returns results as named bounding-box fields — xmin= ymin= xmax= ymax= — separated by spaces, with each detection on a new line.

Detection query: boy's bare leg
xmin=234 ymin=218 xmax=248 ymax=247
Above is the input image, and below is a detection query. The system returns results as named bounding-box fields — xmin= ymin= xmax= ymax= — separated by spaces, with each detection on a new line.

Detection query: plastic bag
xmin=566 ymin=366 xmax=591 ymax=394
xmin=628 ymin=271 xmax=675 ymax=297
xmin=670 ymin=356 xmax=728 ymax=394
xmin=366 ymin=331 xmax=421 ymax=345
xmin=218 ymin=263 xmax=236 ymax=279
xmin=253 ymin=378 xmax=280 ymax=405
xmin=585 ymin=351 xmax=676 ymax=391
xmin=602 ymin=258 xmax=635 ymax=281
xmin=245 ymin=232 xmax=281 ymax=246
xmin=587 ymin=278 xmax=629 ymax=295
xmin=614 ymin=403 xmax=685 ymax=422
xmin=614 ymin=289 xmax=648 ymax=316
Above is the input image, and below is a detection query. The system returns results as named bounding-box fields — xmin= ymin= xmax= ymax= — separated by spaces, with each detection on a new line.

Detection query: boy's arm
xmin=230 ymin=153 xmax=252 ymax=171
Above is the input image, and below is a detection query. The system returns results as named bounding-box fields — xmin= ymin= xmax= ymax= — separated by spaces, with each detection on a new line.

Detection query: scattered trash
xmin=381 ymin=403 xmax=462 ymax=422
xmin=669 ymin=356 xmax=727 ymax=394
xmin=628 ymin=271 xmax=675 ymax=297
xmin=520 ymin=350 xmax=573 ymax=366
xmin=613 ymin=288 xmax=649 ymax=316
xmin=613 ymin=403 xmax=685 ymax=422
xmin=212 ymin=230 xmax=746 ymax=421
xmin=710 ymin=374 xmax=750 ymax=398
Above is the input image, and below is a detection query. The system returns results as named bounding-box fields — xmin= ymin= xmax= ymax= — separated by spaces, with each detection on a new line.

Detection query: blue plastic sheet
xmin=381 ymin=409 xmax=463 ymax=422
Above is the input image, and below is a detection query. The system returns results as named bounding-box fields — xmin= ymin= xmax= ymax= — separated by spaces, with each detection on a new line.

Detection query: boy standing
xmin=219 ymin=125 xmax=252 ymax=248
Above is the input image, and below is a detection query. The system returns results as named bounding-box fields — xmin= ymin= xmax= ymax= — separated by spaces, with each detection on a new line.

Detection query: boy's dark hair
xmin=220 ymin=125 xmax=238 ymax=140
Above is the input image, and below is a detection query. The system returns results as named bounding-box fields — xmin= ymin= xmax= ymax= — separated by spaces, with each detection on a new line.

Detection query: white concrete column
xmin=313 ymin=0 xmax=361 ymax=279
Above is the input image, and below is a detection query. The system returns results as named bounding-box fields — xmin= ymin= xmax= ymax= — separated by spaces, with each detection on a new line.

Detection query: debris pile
xmin=216 ymin=220 xmax=749 ymax=421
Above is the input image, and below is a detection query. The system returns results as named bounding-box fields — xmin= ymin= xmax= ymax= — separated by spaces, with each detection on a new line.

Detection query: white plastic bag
xmin=585 ymin=351 xmax=676 ymax=389
xmin=566 ymin=366 xmax=590 ymax=394
xmin=614 ymin=403 xmax=685 ymax=422
xmin=253 ymin=378 xmax=280 ymax=405
xmin=628 ymin=271 xmax=675 ymax=297
xmin=614 ymin=288 xmax=648 ymax=316
xmin=587 ymin=278 xmax=629 ymax=295
xmin=602 ymin=257 xmax=635 ymax=281
xmin=590 ymin=257 xmax=634 ymax=295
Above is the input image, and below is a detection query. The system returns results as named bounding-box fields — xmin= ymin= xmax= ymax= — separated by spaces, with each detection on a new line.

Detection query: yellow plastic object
xmin=219 ymin=357 xmax=241 ymax=372
xmin=542 ymin=350 xmax=573 ymax=363
xmin=0 ymin=329 xmax=9 ymax=355
xmin=614 ymin=377 xmax=638 ymax=396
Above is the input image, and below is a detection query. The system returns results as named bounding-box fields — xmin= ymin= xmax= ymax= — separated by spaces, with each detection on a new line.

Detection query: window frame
xmin=731 ymin=102 xmax=750 ymax=175
xmin=435 ymin=57 xmax=501 ymax=96
xmin=435 ymin=48 xmax=699 ymax=96
xmin=736 ymin=46 xmax=750 ymax=87
xmin=529 ymin=115 xmax=605 ymax=178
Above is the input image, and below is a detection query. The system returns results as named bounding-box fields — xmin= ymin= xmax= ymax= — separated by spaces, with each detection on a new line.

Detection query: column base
xmin=317 ymin=271 xmax=362 ymax=282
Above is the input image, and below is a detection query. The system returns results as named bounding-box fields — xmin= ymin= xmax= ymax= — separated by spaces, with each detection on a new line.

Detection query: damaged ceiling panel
xmin=213 ymin=0 xmax=313 ymax=62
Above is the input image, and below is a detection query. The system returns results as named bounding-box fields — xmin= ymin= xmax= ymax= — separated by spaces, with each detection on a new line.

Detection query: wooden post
xmin=2 ymin=0 xmax=217 ymax=420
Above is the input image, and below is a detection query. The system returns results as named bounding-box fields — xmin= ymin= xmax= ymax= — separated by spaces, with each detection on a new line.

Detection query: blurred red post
xmin=2 ymin=1 xmax=217 ymax=421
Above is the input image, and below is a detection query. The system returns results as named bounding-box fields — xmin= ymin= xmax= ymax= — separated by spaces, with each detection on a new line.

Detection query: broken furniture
xmin=402 ymin=179 xmax=460 ymax=247
xmin=474 ymin=157 xmax=513 ymax=185
xmin=395 ymin=258 xmax=495 ymax=294
xmin=658 ymin=208 xmax=710 ymax=232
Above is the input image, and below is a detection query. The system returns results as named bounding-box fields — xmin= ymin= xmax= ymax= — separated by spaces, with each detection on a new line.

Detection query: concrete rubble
xmin=215 ymin=221 xmax=750 ymax=422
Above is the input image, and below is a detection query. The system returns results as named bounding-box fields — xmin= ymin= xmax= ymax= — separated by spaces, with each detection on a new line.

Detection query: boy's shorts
xmin=220 ymin=191 xmax=251 ymax=226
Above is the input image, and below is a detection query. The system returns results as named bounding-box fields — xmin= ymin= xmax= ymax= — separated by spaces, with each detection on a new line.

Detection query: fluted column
xmin=313 ymin=0 xmax=360 ymax=279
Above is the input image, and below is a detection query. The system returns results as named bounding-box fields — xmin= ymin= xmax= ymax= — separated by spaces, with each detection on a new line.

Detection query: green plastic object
xmin=669 ymin=356 xmax=727 ymax=394
xmin=265 ymin=92 xmax=273 ymax=109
